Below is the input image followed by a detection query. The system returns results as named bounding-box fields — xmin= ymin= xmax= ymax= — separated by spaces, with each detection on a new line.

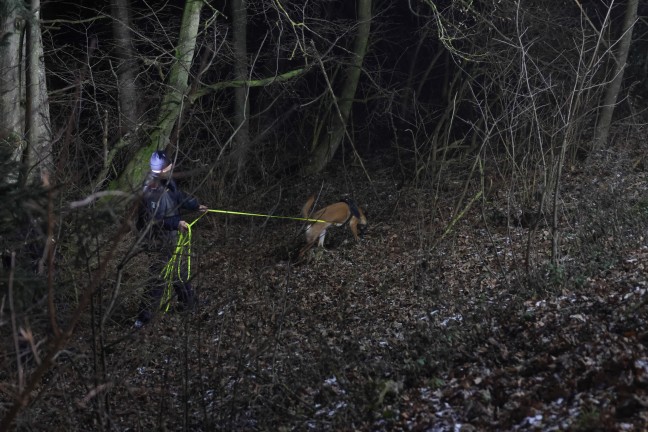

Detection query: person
xmin=135 ymin=150 xmax=207 ymax=328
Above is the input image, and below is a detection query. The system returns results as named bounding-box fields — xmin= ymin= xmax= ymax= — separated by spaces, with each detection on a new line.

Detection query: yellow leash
xmin=200 ymin=209 xmax=328 ymax=224
xmin=159 ymin=208 xmax=328 ymax=311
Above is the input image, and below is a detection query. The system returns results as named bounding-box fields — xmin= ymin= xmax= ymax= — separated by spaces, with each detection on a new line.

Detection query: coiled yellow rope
xmin=158 ymin=208 xmax=328 ymax=311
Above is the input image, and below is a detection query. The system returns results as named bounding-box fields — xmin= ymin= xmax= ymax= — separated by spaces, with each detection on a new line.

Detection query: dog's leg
xmin=317 ymin=229 xmax=326 ymax=247
xmin=299 ymin=242 xmax=315 ymax=258
xmin=349 ymin=219 xmax=360 ymax=241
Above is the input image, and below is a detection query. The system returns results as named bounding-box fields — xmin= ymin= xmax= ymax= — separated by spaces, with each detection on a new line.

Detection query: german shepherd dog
xmin=300 ymin=195 xmax=367 ymax=257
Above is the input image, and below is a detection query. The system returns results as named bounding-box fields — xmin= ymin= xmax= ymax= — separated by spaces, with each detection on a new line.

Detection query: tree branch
xmin=188 ymin=67 xmax=306 ymax=103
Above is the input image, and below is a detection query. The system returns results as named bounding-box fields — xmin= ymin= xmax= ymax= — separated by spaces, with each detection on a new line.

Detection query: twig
xmin=68 ymin=191 xmax=132 ymax=209
xmin=310 ymin=41 xmax=376 ymax=197
xmin=8 ymin=252 xmax=24 ymax=393
xmin=433 ymin=189 xmax=483 ymax=250
xmin=0 ymin=214 xmax=133 ymax=430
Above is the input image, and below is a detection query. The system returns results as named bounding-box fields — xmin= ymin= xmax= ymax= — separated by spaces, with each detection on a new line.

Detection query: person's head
xmin=150 ymin=150 xmax=173 ymax=176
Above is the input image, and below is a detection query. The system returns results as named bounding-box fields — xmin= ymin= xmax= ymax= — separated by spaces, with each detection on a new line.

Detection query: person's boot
xmin=176 ymin=283 xmax=196 ymax=312
xmin=136 ymin=282 xmax=164 ymax=328
xmin=134 ymin=309 xmax=152 ymax=329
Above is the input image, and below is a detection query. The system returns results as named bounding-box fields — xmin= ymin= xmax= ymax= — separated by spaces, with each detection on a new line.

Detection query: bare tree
xmin=110 ymin=0 xmax=140 ymax=135
xmin=231 ymin=0 xmax=250 ymax=180
xmin=0 ymin=0 xmax=51 ymax=182
xmin=25 ymin=0 xmax=52 ymax=182
xmin=592 ymin=0 xmax=639 ymax=151
xmin=114 ymin=0 xmax=204 ymax=190
xmin=303 ymin=0 xmax=372 ymax=174
xmin=0 ymin=0 xmax=26 ymax=169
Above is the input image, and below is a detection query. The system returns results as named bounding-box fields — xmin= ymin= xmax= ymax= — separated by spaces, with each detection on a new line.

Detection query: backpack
xmin=137 ymin=176 xmax=172 ymax=233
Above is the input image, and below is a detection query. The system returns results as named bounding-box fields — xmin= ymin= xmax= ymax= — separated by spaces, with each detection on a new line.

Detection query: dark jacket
xmin=140 ymin=172 xmax=199 ymax=242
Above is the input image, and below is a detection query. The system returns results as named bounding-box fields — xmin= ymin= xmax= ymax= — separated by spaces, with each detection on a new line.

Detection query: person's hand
xmin=178 ymin=220 xmax=189 ymax=232
xmin=199 ymin=204 xmax=208 ymax=213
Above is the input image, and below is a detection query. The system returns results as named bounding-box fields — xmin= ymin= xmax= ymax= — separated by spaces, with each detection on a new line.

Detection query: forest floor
xmin=10 ymin=137 xmax=648 ymax=431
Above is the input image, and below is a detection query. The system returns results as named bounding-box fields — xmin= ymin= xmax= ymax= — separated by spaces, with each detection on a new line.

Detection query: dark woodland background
xmin=2 ymin=0 xmax=648 ymax=430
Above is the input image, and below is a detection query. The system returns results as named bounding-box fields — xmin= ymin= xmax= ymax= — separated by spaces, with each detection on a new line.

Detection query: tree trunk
xmin=110 ymin=0 xmax=139 ymax=135
xmin=113 ymin=0 xmax=204 ymax=191
xmin=25 ymin=0 xmax=52 ymax=182
xmin=303 ymin=0 xmax=372 ymax=174
xmin=592 ymin=0 xmax=638 ymax=151
xmin=231 ymin=0 xmax=250 ymax=179
xmin=0 ymin=1 xmax=26 ymax=173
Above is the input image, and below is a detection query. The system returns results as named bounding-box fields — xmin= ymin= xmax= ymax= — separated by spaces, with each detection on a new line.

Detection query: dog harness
xmin=340 ymin=198 xmax=360 ymax=226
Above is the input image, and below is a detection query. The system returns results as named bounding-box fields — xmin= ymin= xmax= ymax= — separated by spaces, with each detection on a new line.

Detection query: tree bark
xmin=0 ymin=1 xmax=26 ymax=172
xmin=231 ymin=0 xmax=250 ymax=179
xmin=592 ymin=0 xmax=638 ymax=151
xmin=110 ymin=0 xmax=139 ymax=135
xmin=302 ymin=0 xmax=372 ymax=174
xmin=25 ymin=0 xmax=52 ymax=183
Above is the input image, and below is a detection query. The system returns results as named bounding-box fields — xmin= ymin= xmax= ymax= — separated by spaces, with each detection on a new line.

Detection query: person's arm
xmin=169 ymin=179 xmax=201 ymax=211
xmin=173 ymin=184 xmax=208 ymax=231
xmin=161 ymin=214 xmax=181 ymax=231
xmin=179 ymin=193 xmax=207 ymax=212
xmin=180 ymin=194 xmax=199 ymax=211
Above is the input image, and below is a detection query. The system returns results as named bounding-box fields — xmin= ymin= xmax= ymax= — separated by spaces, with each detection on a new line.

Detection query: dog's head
xmin=342 ymin=197 xmax=368 ymax=238
xmin=358 ymin=223 xmax=367 ymax=238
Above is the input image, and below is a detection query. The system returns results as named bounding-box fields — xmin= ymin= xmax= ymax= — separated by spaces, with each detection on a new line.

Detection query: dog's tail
xmin=302 ymin=194 xmax=315 ymax=218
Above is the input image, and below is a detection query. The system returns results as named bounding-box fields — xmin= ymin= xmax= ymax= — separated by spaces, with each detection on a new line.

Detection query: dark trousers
xmin=137 ymin=233 xmax=195 ymax=323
